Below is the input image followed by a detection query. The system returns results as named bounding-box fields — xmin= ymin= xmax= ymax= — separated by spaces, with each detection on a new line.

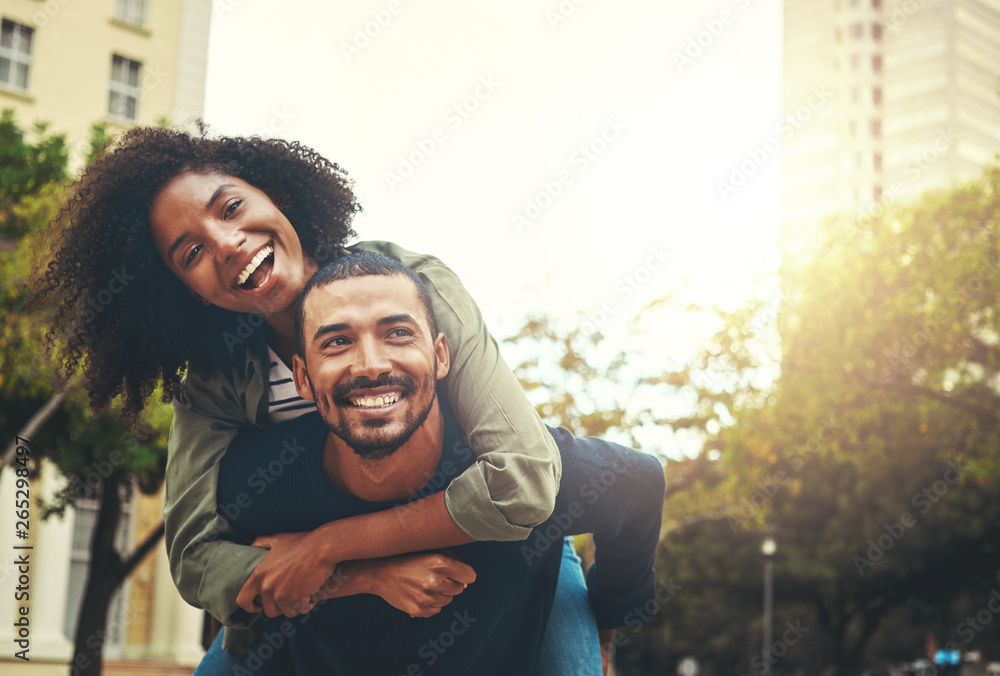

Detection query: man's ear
xmin=291 ymin=354 xmax=315 ymax=400
xmin=433 ymin=333 xmax=450 ymax=381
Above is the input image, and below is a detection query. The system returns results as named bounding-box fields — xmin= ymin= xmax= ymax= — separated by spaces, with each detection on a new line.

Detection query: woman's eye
xmin=184 ymin=244 xmax=202 ymax=266
xmin=224 ymin=199 xmax=242 ymax=219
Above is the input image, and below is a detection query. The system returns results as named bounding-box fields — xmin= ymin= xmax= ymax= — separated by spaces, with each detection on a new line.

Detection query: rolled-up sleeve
xmin=351 ymin=241 xmax=562 ymax=541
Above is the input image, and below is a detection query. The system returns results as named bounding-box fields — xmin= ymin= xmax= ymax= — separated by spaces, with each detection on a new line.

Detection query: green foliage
xmin=0 ymin=108 xmax=69 ymax=237
xmin=511 ymin=163 xmax=1000 ymax=675
xmin=0 ymin=109 xmax=170 ymax=509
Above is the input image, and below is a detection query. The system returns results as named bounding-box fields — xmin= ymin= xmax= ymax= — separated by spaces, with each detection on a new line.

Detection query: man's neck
xmin=322 ymin=401 xmax=445 ymax=502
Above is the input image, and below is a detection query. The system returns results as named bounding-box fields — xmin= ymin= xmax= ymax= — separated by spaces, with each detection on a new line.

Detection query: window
xmin=871 ymin=119 xmax=882 ymax=137
xmin=64 ymin=487 xmax=134 ymax=653
xmin=873 ymin=0 xmax=882 ymax=8
xmin=108 ymin=55 xmax=141 ymax=121
xmin=850 ymin=22 xmax=864 ymax=38
xmin=114 ymin=0 xmax=148 ymax=27
xmin=872 ymin=54 xmax=883 ymax=72
xmin=873 ymin=23 xmax=883 ymax=40
xmin=849 ymin=120 xmax=857 ymax=136
xmin=872 ymin=86 xmax=882 ymax=105
xmin=873 ymin=152 xmax=882 ymax=171
xmin=850 ymin=54 xmax=861 ymax=70
xmin=0 ymin=19 xmax=33 ymax=91
xmin=873 ymin=184 xmax=883 ymax=202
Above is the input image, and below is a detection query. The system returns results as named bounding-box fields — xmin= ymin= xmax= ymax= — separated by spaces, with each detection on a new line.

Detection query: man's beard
xmin=310 ymin=367 xmax=437 ymax=461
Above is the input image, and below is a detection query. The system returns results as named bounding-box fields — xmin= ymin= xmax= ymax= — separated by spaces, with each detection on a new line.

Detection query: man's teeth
xmin=237 ymin=245 xmax=274 ymax=286
xmin=352 ymin=394 xmax=399 ymax=408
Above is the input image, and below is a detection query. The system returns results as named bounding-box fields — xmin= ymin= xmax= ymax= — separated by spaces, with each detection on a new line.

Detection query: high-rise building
xmin=782 ymin=0 xmax=1000 ymax=240
xmin=0 ymin=1 xmax=211 ymax=674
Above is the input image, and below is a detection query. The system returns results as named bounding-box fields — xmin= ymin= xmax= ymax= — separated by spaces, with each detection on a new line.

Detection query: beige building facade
xmin=782 ymin=0 xmax=1000 ymax=242
xmin=0 ymin=0 xmax=212 ymax=673
xmin=1 ymin=0 xmax=211 ymax=163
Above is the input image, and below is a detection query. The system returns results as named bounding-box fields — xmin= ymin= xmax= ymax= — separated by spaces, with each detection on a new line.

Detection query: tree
xmin=0 ymin=109 xmax=171 ymax=676
xmin=506 ymin=164 xmax=1000 ymax=676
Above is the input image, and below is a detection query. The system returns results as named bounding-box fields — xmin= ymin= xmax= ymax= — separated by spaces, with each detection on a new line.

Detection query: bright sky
xmin=205 ymin=0 xmax=783 ymax=454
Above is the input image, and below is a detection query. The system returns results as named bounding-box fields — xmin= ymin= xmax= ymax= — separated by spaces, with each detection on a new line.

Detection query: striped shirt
xmin=266 ymin=346 xmax=317 ymax=422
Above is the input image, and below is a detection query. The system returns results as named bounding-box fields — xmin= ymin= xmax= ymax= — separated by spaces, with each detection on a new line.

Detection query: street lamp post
xmin=762 ymin=526 xmax=777 ymax=656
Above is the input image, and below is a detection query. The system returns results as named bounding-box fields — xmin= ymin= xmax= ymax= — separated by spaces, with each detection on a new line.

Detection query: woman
xmin=34 ymin=126 xmax=602 ymax=674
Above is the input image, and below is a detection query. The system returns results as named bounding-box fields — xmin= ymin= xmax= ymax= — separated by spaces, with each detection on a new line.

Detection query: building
xmin=0 ymin=1 xmax=212 ymax=674
xmin=782 ymin=0 xmax=1000 ymax=242
xmin=0 ymin=0 xmax=211 ymax=164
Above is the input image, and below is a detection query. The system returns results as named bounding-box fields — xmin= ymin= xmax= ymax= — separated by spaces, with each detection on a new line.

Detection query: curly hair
xmin=31 ymin=125 xmax=360 ymax=421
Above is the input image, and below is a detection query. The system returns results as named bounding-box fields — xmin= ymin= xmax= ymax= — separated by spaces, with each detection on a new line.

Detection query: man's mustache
xmin=332 ymin=374 xmax=416 ymax=399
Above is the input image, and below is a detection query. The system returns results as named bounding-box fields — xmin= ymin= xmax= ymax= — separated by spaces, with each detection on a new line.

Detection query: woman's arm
xmin=163 ymin=365 xmax=267 ymax=628
xmin=167 ymin=240 xmax=562 ymax=622
xmin=352 ymin=240 xmax=562 ymax=538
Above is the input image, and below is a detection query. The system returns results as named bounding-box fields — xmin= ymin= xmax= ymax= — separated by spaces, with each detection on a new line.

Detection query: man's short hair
xmin=295 ymin=251 xmax=440 ymax=356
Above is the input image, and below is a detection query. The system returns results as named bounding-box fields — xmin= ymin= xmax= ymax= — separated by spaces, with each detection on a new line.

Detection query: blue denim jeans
xmin=195 ymin=537 xmax=600 ymax=675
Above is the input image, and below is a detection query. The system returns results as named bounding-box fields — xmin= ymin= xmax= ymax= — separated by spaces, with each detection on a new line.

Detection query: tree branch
xmin=121 ymin=520 xmax=165 ymax=579
xmin=1 ymin=391 xmax=66 ymax=468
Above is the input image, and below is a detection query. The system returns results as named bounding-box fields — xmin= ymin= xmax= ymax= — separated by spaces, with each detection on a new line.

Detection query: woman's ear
xmin=189 ymin=288 xmax=211 ymax=306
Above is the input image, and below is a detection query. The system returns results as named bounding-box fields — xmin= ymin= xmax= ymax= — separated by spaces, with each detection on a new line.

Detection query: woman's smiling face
xmin=149 ymin=172 xmax=317 ymax=317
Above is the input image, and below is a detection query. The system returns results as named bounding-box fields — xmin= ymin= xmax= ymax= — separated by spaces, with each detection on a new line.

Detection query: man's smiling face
xmin=293 ymin=273 xmax=449 ymax=460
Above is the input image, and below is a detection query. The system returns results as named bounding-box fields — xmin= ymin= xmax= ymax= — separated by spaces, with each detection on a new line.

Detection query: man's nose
xmin=354 ymin=336 xmax=392 ymax=380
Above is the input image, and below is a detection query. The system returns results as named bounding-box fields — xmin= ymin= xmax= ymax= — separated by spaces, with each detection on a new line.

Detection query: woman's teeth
xmin=237 ymin=245 xmax=274 ymax=287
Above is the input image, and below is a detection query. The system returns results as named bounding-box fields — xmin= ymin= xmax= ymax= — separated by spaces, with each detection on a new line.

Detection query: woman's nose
xmin=208 ymin=223 xmax=246 ymax=263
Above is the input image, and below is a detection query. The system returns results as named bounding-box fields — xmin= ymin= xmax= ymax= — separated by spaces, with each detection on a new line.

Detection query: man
xmin=216 ymin=252 xmax=665 ymax=674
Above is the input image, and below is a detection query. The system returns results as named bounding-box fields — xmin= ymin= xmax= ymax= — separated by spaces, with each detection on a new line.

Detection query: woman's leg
xmin=535 ymin=536 xmax=603 ymax=675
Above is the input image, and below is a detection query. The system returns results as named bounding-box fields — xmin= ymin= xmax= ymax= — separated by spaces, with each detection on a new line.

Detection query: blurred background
xmin=0 ymin=0 xmax=998 ymax=674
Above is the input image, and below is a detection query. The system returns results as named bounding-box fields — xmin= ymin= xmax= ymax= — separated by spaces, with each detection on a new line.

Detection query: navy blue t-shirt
xmin=218 ymin=400 xmax=666 ymax=675
xmin=219 ymin=405 xmax=560 ymax=676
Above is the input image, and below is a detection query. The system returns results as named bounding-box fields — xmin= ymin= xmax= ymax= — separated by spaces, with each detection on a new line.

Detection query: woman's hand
xmin=321 ymin=551 xmax=477 ymax=618
xmin=237 ymin=531 xmax=337 ymax=617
